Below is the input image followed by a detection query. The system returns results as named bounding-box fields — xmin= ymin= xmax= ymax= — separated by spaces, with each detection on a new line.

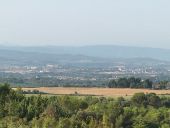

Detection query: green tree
xmin=79 ymin=101 xmax=88 ymax=110
xmin=159 ymin=81 xmax=168 ymax=89
xmin=131 ymin=93 xmax=147 ymax=106
xmin=108 ymin=80 xmax=117 ymax=88
xmin=146 ymin=93 xmax=161 ymax=107
xmin=143 ymin=79 xmax=152 ymax=88
xmin=117 ymin=78 xmax=130 ymax=88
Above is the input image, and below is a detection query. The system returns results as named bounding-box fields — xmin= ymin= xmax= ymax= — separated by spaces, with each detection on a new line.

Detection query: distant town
xmin=0 ymin=62 xmax=170 ymax=88
xmin=0 ymin=45 xmax=170 ymax=87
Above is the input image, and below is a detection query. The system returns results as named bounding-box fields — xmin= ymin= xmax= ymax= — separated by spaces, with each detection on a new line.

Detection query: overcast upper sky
xmin=0 ymin=0 xmax=170 ymax=48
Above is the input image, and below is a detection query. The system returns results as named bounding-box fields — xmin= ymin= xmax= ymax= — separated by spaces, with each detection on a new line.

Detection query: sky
xmin=0 ymin=0 xmax=170 ymax=48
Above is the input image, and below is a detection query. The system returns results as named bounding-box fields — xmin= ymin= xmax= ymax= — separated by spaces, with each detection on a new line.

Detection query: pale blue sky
xmin=0 ymin=0 xmax=170 ymax=48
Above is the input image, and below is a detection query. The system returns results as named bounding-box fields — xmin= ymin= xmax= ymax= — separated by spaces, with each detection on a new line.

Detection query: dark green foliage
xmin=79 ymin=101 xmax=88 ymax=110
xmin=117 ymin=78 xmax=130 ymax=88
xmin=0 ymin=83 xmax=10 ymax=95
xmin=143 ymin=79 xmax=153 ymax=88
xmin=108 ymin=77 xmax=154 ymax=89
xmin=0 ymin=83 xmax=169 ymax=128
xmin=159 ymin=81 xmax=168 ymax=89
xmin=108 ymin=80 xmax=117 ymax=88
xmin=146 ymin=93 xmax=161 ymax=108
xmin=131 ymin=93 xmax=163 ymax=108
xmin=131 ymin=93 xmax=147 ymax=106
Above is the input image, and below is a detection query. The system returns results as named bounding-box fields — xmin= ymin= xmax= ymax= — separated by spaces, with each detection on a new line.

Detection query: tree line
xmin=0 ymin=83 xmax=170 ymax=128
xmin=108 ymin=77 xmax=169 ymax=89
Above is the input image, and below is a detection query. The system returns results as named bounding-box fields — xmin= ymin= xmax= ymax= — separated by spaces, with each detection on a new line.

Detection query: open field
xmin=20 ymin=87 xmax=170 ymax=97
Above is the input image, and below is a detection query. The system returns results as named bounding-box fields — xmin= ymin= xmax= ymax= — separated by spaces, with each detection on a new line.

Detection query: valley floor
xmin=20 ymin=87 xmax=170 ymax=97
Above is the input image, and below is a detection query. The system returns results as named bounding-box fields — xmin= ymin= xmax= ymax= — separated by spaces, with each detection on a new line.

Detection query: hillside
xmin=2 ymin=45 xmax=170 ymax=61
xmin=0 ymin=46 xmax=169 ymax=67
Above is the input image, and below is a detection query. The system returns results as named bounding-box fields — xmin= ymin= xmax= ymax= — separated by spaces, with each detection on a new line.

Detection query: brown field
xmin=20 ymin=87 xmax=170 ymax=97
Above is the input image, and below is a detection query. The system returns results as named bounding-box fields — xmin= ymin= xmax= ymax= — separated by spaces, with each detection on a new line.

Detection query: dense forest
xmin=0 ymin=83 xmax=170 ymax=128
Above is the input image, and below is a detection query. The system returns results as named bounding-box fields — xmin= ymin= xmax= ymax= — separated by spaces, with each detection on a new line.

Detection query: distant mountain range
xmin=0 ymin=45 xmax=170 ymax=66
xmin=1 ymin=45 xmax=170 ymax=60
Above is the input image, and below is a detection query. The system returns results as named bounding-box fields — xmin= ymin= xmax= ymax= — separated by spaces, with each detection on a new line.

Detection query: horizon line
xmin=0 ymin=43 xmax=170 ymax=50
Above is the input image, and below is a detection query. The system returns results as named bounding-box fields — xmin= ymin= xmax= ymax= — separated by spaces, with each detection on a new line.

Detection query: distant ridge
xmin=1 ymin=45 xmax=170 ymax=61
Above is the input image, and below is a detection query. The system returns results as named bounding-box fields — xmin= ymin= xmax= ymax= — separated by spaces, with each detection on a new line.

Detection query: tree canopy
xmin=0 ymin=83 xmax=169 ymax=128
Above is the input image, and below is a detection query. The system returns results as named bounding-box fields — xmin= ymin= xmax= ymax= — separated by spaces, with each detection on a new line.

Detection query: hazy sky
xmin=0 ymin=0 xmax=170 ymax=48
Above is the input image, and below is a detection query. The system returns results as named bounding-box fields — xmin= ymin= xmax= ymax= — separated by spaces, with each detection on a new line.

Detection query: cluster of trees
xmin=108 ymin=77 xmax=153 ymax=88
xmin=0 ymin=83 xmax=170 ymax=128
xmin=158 ymin=81 xmax=169 ymax=89
xmin=22 ymin=89 xmax=47 ymax=94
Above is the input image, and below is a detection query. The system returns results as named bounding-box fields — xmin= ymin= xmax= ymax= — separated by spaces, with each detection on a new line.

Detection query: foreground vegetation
xmin=0 ymin=83 xmax=170 ymax=128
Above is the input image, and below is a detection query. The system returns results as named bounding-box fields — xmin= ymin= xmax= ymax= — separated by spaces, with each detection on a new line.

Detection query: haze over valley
xmin=0 ymin=45 xmax=170 ymax=87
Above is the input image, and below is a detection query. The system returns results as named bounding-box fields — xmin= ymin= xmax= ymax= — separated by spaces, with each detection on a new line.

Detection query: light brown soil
xmin=20 ymin=87 xmax=170 ymax=97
